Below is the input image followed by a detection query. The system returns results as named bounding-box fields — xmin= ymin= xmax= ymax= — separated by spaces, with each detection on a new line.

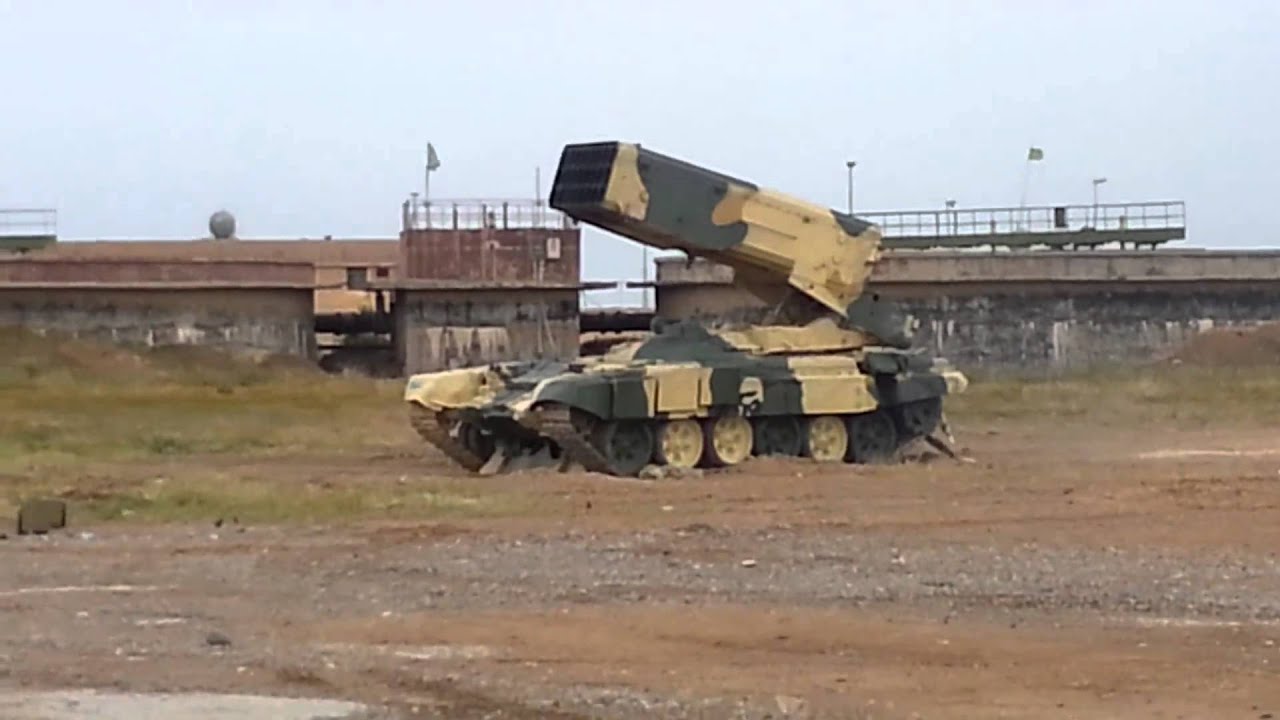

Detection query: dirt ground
xmin=3 ymin=413 xmax=1280 ymax=719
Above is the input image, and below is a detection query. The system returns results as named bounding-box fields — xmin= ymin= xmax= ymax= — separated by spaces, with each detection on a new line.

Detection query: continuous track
xmin=408 ymin=406 xmax=487 ymax=473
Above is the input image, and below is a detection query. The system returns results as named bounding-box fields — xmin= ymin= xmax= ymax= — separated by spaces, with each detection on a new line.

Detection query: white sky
xmin=2 ymin=1 xmax=1276 ymax=306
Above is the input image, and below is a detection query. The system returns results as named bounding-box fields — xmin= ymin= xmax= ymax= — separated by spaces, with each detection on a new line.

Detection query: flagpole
xmin=1020 ymin=146 xmax=1044 ymax=231
xmin=1018 ymin=160 xmax=1030 ymax=231
xmin=424 ymin=143 xmax=440 ymax=229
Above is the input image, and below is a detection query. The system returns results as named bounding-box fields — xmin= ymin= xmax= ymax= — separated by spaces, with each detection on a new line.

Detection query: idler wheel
xmin=893 ymin=398 xmax=943 ymax=440
xmin=456 ymin=421 xmax=494 ymax=461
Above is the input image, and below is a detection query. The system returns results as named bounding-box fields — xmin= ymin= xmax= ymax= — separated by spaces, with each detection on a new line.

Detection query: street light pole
xmin=845 ymin=160 xmax=857 ymax=213
xmin=1091 ymin=177 xmax=1107 ymax=227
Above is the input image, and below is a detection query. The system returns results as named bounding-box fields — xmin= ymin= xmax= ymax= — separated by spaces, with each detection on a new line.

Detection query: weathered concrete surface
xmin=29 ymin=241 xmax=397 ymax=314
xmin=0 ymin=288 xmax=316 ymax=359
xmin=0 ymin=259 xmax=317 ymax=358
xmin=655 ymin=250 xmax=1280 ymax=286
xmin=903 ymin=287 xmax=1277 ymax=370
xmin=652 ymin=252 xmax=1280 ymax=372
xmin=0 ymin=258 xmax=316 ymax=286
xmin=394 ymin=288 xmax=579 ymax=373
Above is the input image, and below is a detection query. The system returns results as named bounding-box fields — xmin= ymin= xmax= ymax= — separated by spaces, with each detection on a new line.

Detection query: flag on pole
xmin=426 ymin=143 xmax=441 ymax=171
xmin=1027 ymin=146 xmax=1044 ymax=162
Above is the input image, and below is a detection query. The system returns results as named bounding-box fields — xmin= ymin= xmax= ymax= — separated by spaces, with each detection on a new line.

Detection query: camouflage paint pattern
xmin=548 ymin=141 xmax=882 ymax=319
xmin=404 ymin=320 xmax=965 ymax=426
xmin=401 ymin=141 xmax=969 ymax=476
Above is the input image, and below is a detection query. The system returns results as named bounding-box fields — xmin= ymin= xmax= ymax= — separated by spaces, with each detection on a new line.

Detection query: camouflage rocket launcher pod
xmin=403 ymin=141 xmax=970 ymax=477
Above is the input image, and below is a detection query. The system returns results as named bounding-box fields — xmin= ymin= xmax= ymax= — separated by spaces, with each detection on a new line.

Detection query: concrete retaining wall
xmin=0 ymin=287 xmax=317 ymax=358
xmin=653 ymin=252 xmax=1280 ymax=372
xmin=394 ymin=288 xmax=579 ymax=373
xmin=0 ymin=260 xmax=318 ymax=359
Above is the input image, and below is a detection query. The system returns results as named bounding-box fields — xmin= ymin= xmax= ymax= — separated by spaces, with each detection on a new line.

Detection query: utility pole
xmin=845 ymin=160 xmax=857 ymax=213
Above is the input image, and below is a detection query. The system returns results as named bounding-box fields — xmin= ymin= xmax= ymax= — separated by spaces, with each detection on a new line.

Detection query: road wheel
xmin=802 ymin=415 xmax=848 ymax=462
xmin=590 ymin=420 xmax=655 ymax=477
xmin=655 ymin=419 xmax=704 ymax=469
xmin=753 ymin=416 xmax=803 ymax=457
xmin=703 ymin=415 xmax=753 ymax=467
xmin=846 ymin=410 xmax=898 ymax=463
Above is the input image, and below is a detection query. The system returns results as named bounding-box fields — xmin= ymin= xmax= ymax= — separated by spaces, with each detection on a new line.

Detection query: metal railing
xmin=859 ymin=201 xmax=1185 ymax=246
xmin=400 ymin=197 xmax=577 ymax=231
xmin=0 ymin=208 xmax=57 ymax=253
xmin=0 ymin=208 xmax=57 ymax=237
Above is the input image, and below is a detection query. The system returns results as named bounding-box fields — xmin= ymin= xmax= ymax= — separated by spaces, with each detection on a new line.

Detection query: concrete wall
xmin=898 ymin=283 xmax=1278 ymax=370
xmin=31 ymin=240 xmax=397 ymax=316
xmin=655 ymin=250 xmax=1280 ymax=286
xmin=0 ymin=287 xmax=317 ymax=358
xmin=653 ymin=252 xmax=1280 ymax=373
xmin=394 ymin=288 xmax=579 ymax=373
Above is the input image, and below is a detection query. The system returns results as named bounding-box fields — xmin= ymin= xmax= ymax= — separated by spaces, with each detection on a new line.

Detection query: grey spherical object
xmin=209 ymin=210 xmax=237 ymax=240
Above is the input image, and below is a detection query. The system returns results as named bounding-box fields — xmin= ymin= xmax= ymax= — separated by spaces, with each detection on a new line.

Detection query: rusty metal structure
xmin=398 ymin=197 xmax=579 ymax=284
xmin=372 ymin=197 xmax=611 ymax=374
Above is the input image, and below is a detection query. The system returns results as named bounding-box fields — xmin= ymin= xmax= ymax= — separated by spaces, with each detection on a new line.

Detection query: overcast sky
xmin=2 ymin=1 xmax=1276 ymax=306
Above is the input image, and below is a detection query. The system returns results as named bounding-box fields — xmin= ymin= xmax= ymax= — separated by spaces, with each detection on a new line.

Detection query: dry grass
xmin=3 ymin=328 xmax=1276 ymax=526
xmin=0 ymin=329 xmax=515 ymax=524
xmin=0 ymin=328 xmax=412 ymax=473
xmin=950 ymin=365 xmax=1280 ymax=428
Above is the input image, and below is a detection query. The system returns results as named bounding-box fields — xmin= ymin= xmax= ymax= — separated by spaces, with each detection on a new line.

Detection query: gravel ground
xmin=3 ymin=423 xmax=1280 ymax=718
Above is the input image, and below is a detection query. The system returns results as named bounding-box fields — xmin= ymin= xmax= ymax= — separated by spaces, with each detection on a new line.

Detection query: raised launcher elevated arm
xmin=548 ymin=141 xmax=909 ymax=346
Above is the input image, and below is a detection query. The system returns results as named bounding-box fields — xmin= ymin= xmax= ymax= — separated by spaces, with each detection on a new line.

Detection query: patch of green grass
xmin=950 ymin=365 xmax=1280 ymax=426
xmin=0 ymin=330 xmax=414 ymax=473
xmin=0 ymin=330 xmax=539 ymax=526
xmin=0 ymin=384 xmax=411 ymax=473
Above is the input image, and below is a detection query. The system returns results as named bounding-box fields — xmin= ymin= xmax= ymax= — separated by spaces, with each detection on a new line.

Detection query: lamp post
xmin=945 ymin=198 xmax=957 ymax=236
xmin=845 ymin=160 xmax=857 ymax=213
xmin=1091 ymin=177 xmax=1107 ymax=227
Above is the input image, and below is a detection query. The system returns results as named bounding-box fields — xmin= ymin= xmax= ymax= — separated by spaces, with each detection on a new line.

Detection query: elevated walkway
xmin=0 ymin=209 xmax=57 ymax=253
xmin=863 ymin=201 xmax=1185 ymax=250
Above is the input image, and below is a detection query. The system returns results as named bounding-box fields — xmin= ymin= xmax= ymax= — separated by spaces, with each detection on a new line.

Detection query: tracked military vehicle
xmin=403 ymin=141 xmax=968 ymax=477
